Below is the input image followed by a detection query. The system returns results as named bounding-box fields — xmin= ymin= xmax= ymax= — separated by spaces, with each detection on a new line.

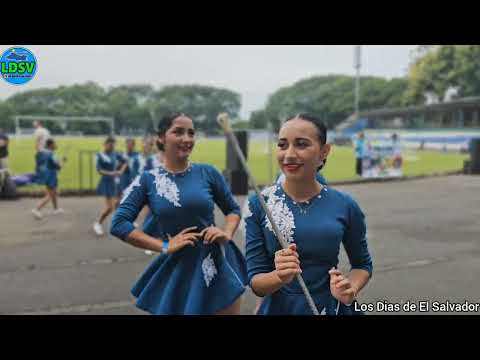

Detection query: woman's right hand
xmin=166 ymin=226 xmax=202 ymax=254
xmin=274 ymin=244 xmax=302 ymax=285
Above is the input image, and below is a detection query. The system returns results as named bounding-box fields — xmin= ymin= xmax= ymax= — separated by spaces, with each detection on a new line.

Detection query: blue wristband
xmin=162 ymin=240 xmax=169 ymax=254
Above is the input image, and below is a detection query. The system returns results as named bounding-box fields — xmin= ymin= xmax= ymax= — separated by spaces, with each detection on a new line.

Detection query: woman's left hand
xmin=329 ymin=267 xmax=358 ymax=305
xmin=200 ymin=226 xmax=231 ymax=244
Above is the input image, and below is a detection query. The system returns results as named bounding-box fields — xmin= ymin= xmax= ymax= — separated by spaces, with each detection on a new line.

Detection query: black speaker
xmin=223 ymin=169 xmax=249 ymax=195
xmin=226 ymin=131 xmax=248 ymax=171
xmin=470 ymin=138 xmax=480 ymax=174
xmin=0 ymin=174 xmax=17 ymax=199
xmin=464 ymin=160 xmax=471 ymax=174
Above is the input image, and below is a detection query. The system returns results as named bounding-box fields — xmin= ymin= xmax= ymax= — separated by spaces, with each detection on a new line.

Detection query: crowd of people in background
xmin=2 ymin=120 xmax=166 ymax=225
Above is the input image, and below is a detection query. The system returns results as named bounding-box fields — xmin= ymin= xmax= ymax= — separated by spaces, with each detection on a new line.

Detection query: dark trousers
xmin=356 ymin=158 xmax=363 ymax=176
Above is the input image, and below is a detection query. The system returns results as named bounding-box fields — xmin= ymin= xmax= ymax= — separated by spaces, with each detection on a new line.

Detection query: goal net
xmin=14 ymin=115 xmax=115 ymax=138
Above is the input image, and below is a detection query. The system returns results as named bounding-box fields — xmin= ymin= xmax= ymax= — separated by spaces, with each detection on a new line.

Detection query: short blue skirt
xmin=97 ymin=176 xmax=121 ymax=198
xmin=131 ymin=240 xmax=247 ymax=315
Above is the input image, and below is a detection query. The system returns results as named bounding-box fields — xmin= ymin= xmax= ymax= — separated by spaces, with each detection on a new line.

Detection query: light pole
xmin=148 ymin=106 xmax=156 ymax=133
xmin=354 ymin=45 xmax=362 ymax=120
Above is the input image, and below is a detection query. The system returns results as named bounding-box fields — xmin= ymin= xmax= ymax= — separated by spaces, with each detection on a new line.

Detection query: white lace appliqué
xmin=152 ymin=155 xmax=163 ymax=169
xmin=148 ymin=169 xmax=181 ymax=207
xmin=261 ymin=185 xmax=296 ymax=244
xmin=201 ymin=253 xmax=217 ymax=287
xmin=138 ymin=156 xmax=146 ymax=173
xmin=120 ymin=176 xmax=141 ymax=204
xmin=243 ymin=198 xmax=253 ymax=219
xmin=99 ymin=152 xmax=111 ymax=164
xmin=238 ymin=198 xmax=253 ymax=234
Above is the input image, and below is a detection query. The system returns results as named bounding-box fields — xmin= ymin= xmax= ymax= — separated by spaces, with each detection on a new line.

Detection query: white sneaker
xmin=31 ymin=208 xmax=43 ymax=220
xmin=93 ymin=222 xmax=104 ymax=236
xmin=52 ymin=208 xmax=65 ymax=215
xmin=144 ymin=250 xmax=154 ymax=255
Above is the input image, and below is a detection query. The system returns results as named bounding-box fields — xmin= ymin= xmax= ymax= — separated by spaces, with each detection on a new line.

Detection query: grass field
xmin=7 ymin=136 xmax=469 ymax=191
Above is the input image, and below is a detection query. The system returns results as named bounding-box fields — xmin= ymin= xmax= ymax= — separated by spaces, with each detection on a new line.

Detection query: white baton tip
xmin=216 ymin=113 xmax=231 ymax=131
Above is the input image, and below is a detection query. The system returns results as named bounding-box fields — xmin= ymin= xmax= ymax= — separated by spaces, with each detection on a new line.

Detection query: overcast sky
xmin=0 ymin=45 xmax=417 ymax=118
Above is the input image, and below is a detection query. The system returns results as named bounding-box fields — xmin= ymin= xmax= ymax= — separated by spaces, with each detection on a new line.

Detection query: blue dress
xmin=120 ymin=151 xmax=141 ymax=193
xmin=138 ymin=153 xmax=163 ymax=230
xmin=140 ymin=153 xmax=162 ymax=172
xmin=34 ymin=150 xmax=49 ymax=185
xmin=44 ymin=151 xmax=61 ymax=189
xmin=245 ymin=183 xmax=373 ymax=315
xmin=96 ymin=151 xmax=125 ymax=197
xmin=110 ymin=163 xmax=248 ymax=315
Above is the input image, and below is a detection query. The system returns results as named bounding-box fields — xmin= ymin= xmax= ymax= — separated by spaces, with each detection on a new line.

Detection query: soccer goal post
xmin=14 ymin=115 xmax=115 ymax=137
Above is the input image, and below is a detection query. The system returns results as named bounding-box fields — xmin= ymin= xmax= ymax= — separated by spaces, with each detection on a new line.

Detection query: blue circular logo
xmin=0 ymin=46 xmax=37 ymax=85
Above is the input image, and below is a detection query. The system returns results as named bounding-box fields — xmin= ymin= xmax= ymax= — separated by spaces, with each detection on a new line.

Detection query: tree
xmin=404 ymin=45 xmax=480 ymax=105
xmin=453 ymin=45 xmax=480 ymax=97
xmin=256 ymin=75 xmax=409 ymax=131
xmin=1 ymin=82 xmax=241 ymax=135
xmin=249 ymin=109 xmax=270 ymax=129
xmin=0 ymin=100 xmax=15 ymax=132
xmin=232 ymin=120 xmax=250 ymax=130
xmin=3 ymin=82 xmax=112 ymax=133
xmin=105 ymin=84 xmax=155 ymax=133
xmin=149 ymin=85 xmax=241 ymax=134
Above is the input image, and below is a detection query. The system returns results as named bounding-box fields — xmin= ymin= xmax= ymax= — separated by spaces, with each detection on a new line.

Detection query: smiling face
xmin=159 ymin=116 xmax=195 ymax=161
xmin=277 ymin=118 xmax=330 ymax=182
xmin=142 ymin=136 xmax=154 ymax=154
xmin=126 ymin=138 xmax=136 ymax=153
xmin=104 ymin=141 xmax=115 ymax=153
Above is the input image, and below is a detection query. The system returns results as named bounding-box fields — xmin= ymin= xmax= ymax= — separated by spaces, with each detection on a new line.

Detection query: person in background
xmin=33 ymin=121 xmax=51 ymax=183
xmin=354 ymin=132 xmax=366 ymax=177
xmin=120 ymin=137 xmax=141 ymax=196
xmin=0 ymin=128 xmax=9 ymax=170
xmin=33 ymin=120 xmax=51 ymax=152
xmin=391 ymin=133 xmax=403 ymax=171
xmin=0 ymin=128 xmax=9 ymax=190
xmin=139 ymin=135 xmax=154 ymax=174
xmin=92 ymin=136 xmax=127 ymax=236
xmin=31 ymin=138 xmax=65 ymax=219
xmin=138 ymin=135 xmax=164 ymax=255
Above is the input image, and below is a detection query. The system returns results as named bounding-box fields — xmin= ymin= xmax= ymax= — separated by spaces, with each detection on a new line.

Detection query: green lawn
xmin=7 ymin=136 xmax=469 ymax=191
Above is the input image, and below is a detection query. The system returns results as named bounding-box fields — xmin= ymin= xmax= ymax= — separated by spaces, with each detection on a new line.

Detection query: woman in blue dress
xmin=137 ymin=134 xmax=165 ymax=255
xmin=248 ymin=161 xmax=328 ymax=314
xmin=140 ymin=135 xmax=164 ymax=173
xmin=120 ymin=137 xmax=141 ymax=195
xmin=110 ymin=113 xmax=247 ymax=315
xmin=92 ymin=136 xmax=127 ymax=236
xmin=31 ymin=138 xmax=65 ymax=219
xmin=33 ymin=148 xmax=48 ymax=187
xmin=245 ymin=114 xmax=373 ymax=315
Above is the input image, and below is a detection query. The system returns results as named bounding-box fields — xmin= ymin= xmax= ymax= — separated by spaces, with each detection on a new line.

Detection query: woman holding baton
xmin=244 ymin=114 xmax=373 ymax=315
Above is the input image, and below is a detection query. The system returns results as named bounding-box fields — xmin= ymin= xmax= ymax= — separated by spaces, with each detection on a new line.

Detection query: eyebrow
xmin=278 ymin=137 xmax=312 ymax=142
